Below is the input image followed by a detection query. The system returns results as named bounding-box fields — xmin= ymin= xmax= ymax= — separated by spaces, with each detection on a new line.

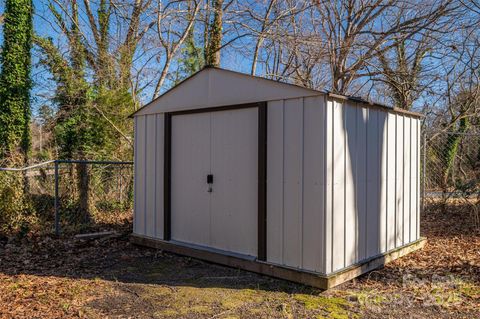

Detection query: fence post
xmin=54 ymin=160 xmax=60 ymax=236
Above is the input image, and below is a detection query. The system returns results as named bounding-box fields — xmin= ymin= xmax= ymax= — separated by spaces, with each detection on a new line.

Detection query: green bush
xmin=0 ymin=171 xmax=34 ymax=234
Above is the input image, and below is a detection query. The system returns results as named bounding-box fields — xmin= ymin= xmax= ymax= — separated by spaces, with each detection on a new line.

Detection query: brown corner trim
xmin=163 ymin=113 xmax=172 ymax=240
xmin=258 ymin=102 xmax=268 ymax=261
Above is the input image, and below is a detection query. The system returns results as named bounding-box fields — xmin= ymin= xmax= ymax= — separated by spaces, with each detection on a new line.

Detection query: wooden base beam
xmin=130 ymin=235 xmax=426 ymax=290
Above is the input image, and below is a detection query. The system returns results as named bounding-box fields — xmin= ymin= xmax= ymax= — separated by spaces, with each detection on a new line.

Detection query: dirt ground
xmin=0 ymin=204 xmax=479 ymax=319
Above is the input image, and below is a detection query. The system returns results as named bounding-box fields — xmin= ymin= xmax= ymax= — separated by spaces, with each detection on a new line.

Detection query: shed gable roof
xmin=132 ymin=67 xmax=322 ymax=116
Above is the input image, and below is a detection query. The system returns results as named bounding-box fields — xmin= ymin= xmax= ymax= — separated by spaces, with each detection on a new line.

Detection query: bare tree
xmin=313 ymin=0 xmax=452 ymax=94
xmin=375 ymin=33 xmax=432 ymax=110
xmin=152 ymin=0 xmax=200 ymax=98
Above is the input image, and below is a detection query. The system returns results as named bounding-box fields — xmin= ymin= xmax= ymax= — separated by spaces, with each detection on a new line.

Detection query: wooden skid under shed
xmin=130 ymin=235 xmax=426 ymax=290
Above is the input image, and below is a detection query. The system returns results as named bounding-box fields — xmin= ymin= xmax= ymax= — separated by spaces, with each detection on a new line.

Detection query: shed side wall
xmin=133 ymin=114 xmax=164 ymax=238
xmin=324 ymin=98 xmax=421 ymax=274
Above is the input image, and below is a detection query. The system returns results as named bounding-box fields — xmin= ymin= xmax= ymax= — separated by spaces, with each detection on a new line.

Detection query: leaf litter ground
xmin=0 ymin=203 xmax=478 ymax=318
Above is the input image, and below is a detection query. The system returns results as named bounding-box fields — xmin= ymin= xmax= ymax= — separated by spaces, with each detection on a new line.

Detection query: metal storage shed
xmin=130 ymin=67 xmax=425 ymax=289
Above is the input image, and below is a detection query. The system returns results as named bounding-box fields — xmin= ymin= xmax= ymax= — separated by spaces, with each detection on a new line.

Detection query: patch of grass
xmin=294 ymin=294 xmax=353 ymax=319
xmin=349 ymin=290 xmax=388 ymax=307
xmin=459 ymin=282 xmax=480 ymax=299
xmin=221 ymin=288 xmax=264 ymax=309
xmin=447 ymin=277 xmax=480 ymax=300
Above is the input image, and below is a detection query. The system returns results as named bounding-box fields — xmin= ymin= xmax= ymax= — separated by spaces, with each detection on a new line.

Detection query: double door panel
xmin=171 ymin=108 xmax=258 ymax=257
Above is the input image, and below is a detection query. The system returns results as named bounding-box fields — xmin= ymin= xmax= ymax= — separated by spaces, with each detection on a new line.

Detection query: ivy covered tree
xmin=205 ymin=0 xmax=224 ymax=67
xmin=0 ymin=0 xmax=33 ymax=162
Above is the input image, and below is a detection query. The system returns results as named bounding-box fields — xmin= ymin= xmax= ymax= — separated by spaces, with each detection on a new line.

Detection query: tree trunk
xmin=205 ymin=0 xmax=223 ymax=67
xmin=77 ymin=162 xmax=90 ymax=223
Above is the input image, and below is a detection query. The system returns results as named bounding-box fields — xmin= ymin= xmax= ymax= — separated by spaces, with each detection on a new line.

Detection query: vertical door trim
xmin=164 ymin=102 xmax=268 ymax=261
xmin=258 ymin=102 xmax=268 ymax=261
xmin=164 ymin=113 xmax=172 ymax=240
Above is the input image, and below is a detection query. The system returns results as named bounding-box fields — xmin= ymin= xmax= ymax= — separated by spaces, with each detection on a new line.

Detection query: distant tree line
xmin=0 ymin=0 xmax=478 ymax=178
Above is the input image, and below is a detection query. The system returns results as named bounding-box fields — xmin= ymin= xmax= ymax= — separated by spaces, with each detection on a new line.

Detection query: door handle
xmin=207 ymin=174 xmax=214 ymax=184
xmin=207 ymin=174 xmax=213 ymax=192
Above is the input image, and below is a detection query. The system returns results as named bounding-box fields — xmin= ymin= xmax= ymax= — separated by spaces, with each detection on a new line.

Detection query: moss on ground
xmin=294 ymin=293 xmax=353 ymax=319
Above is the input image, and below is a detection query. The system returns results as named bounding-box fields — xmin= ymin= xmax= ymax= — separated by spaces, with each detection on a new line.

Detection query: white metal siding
xmin=210 ymin=108 xmax=258 ymax=256
xmin=366 ymin=107 xmax=380 ymax=259
xmin=171 ymin=108 xmax=258 ymax=257
xmin=324 ymin=98 xmax=421 ymax=274
xmin=145 ymin=115 xmax=157 ymax=237
xmin=396 ymin=115 xmax=404 ymax=247
xmin=134 ymin=115 xmax=146 ymax=235
xmin=355 ymin=106 xmax=368 ymax=265
xmin=135 ymin=68 xmax=319 ymax=116
xmin=133 ymin=114 xmax=164 ymax=238
xmin=171 ymin=113 xmax=211 ymax=246
xmin=332 ymin=100 xmax=345 ymax=272
xmin=133 ymin=92 xmax=421 ymax=276
xmin=386 ymin=113 xmax=397 ymax=251
xmin=266 ymin=96 xmax=326 ymax=273
xmin=379 ymin=110 xmax=388 ymax=253
xmin=302 ymin=97 xmax=326 ymax=273
xmin=266 ymin=100 xmax=284 ymax=265
xmin=155 ymin=114 xmax=165 ymax=238
xmin=344 ymin=103 xmax=357 ymax=267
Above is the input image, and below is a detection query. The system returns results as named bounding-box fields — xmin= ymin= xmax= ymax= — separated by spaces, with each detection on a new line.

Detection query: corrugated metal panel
xmin=134 ymin=115 xmax=146 ymax=235
xmin=155 ymin=114 xmax=165 ymax=239
xmin=410 ymin=117 xmax=417 ymax=242
xmin=134 ymin=68 xmax=319 ymax=116
xmin=266 ymin=97 xmax=326 ymax=273
xmin=171 ymin=108 xmax=258 ymax=256
xmin=417 ymin=120 xmax=421 ymax=239
xmin=386 ymin=113 xmax=397 ymax=251
xmin=171 ymin=112 xmax=211 ymax=246
xmin=344 ymin=103 xmax=357 ymax=266
xmin=379 ymin=110 xmax=388 ymax=254
xmin=133 ymin=114 xmax=164 ymax=239
xmin=332 ymin=100 xmax=346 ymax=272
xmin=324 ymin=98 xmax=421 ymax=273
xmin=302 ymin=96 xmax=325 ymax=273
xmin=133 ymin=116 xmax=138 ymax=234
xmin=266 ymin=100 xmax=284 ymax=264
xmin=210 ymin=108 xmax=258 ymax=256
xmin=145 ymin=115 xmax=157 ymax=237
xmin=356 ymin=106 xmax=368 ymax=262
xmin=403 ymin=117 xmax=411 ymax=244
xmin=395 ymin=115 xmax=404 ymax=247
xmin=366 ymin=107 xmax=380 ymax=258
xmin=324 ymin=99 xmax=334 ymax=274
xmin=283 ymin=98 xmax=304 ymax=268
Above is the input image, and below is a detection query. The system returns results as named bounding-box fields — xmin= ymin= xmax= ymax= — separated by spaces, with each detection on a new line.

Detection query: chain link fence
xmin=0 ymin=160 xmax=133 ymax=236
xmin=2 ymin=134 xmax=479 ymax=235
xmin=424 ymin=130 xmax=480 ymax=225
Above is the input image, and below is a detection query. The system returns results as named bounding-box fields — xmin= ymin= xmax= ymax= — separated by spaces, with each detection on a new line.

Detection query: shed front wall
xmin=266 ymin=96 xmax=326 ymax=273
xmin=133 ymin=114 xmax=165 ymax=239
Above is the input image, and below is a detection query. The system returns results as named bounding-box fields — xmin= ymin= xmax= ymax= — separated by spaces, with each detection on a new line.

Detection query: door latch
xmin=207 ymin=174 xmax=213 ymax=192
xmin=207 ymin=174 xmax=214 ymax=184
